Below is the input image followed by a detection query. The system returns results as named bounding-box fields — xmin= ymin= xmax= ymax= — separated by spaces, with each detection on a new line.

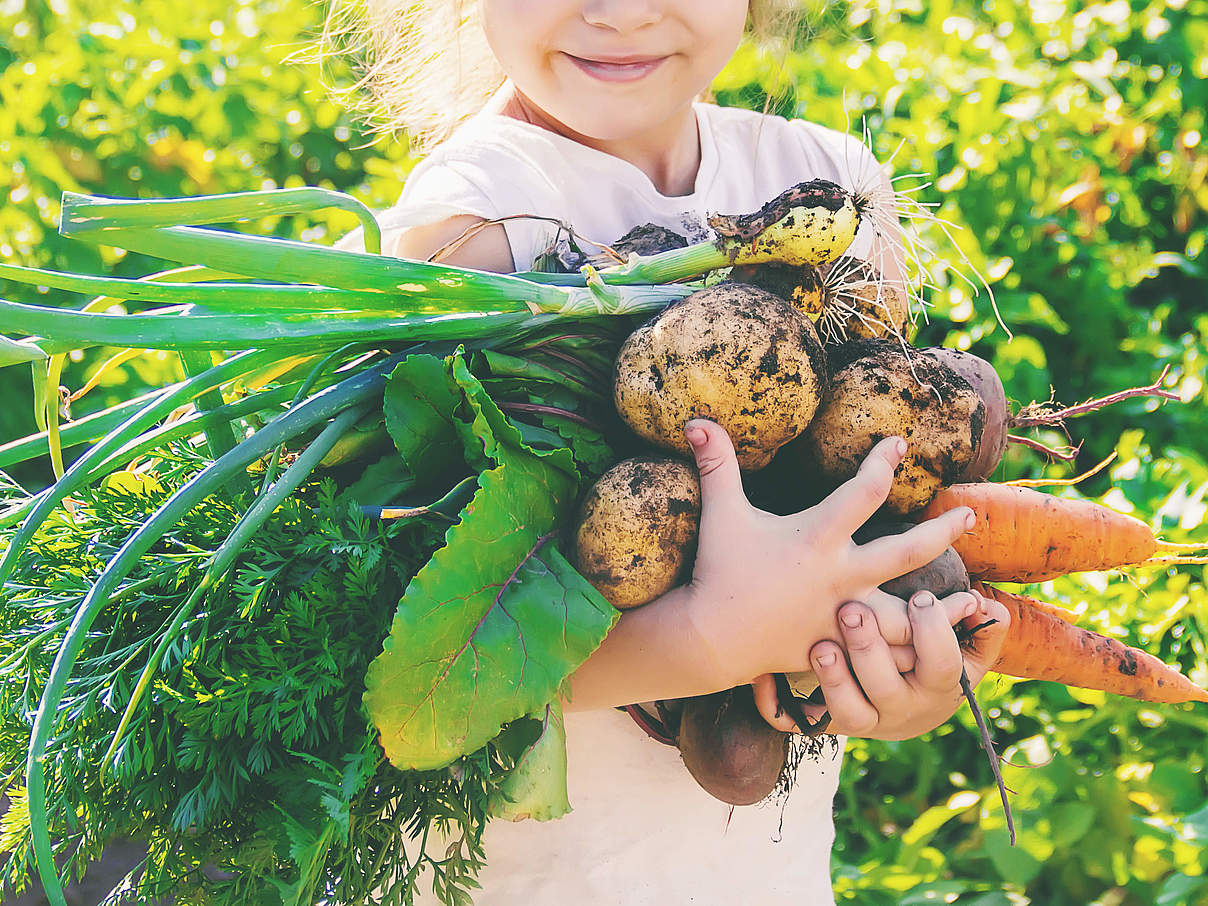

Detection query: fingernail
xmin=685 ymin=426 xmax=706 ymax=449
xmin=964 ymin=508 xmax=976 ymax=529
xmin=817 ymin=651 xmax=837 ymax=667
xmin=913 ymin=591 xmax=935 ymax=608
xmin=841 ymin=610 xmax=863 ymax=629
xmin=964 ymin=599 xmax=977 ymax=618
xmin=895 ymin=438 xmax=908 ymax=457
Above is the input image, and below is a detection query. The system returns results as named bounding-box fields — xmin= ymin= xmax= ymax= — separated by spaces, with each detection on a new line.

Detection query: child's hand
xmin=750 ymin=589 xmax=1012 ymax=739
xmin=681 ymin=418 xmax=977 ymax=690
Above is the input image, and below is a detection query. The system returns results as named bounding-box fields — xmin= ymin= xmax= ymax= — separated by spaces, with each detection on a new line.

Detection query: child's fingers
xmin=860 ymin=587 xmax=911 ymax=644
xmin=808 ymin=638 xmax=880 ymax=736
xmin=750 ymin=673 xmax=800 ymax=733
xmin=860 ymin=589 xmax=976 ymax=647
xmin=907 ymin=591 xmax=967 ymax=695
xmin=943 ymin=592 xmax=979 ymax=626
xmin=888 ymin=643 xmax=917 ymax=674
xmin=684 ymin=418 xmax=747 ymax=522
xmin=835 ymin=602 xmax=913 ymax=716
xmin=856 ymin=506 xmax=976 ymax=590
xmin=804 ymin=436 xmax=906 ymax=539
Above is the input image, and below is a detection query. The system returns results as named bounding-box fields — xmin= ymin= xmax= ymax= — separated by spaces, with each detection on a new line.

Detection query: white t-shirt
xmin=353 ymin=102 xmax=890 ymax=906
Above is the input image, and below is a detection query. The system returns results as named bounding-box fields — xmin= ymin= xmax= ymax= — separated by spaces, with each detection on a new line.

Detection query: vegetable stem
xmin=179 ymin=350 xmax=241 ymax=462
xmin=60 ymin=187 xmax=383 ymax=254
xmin=0 ymin=349 xmax=280 ymax=587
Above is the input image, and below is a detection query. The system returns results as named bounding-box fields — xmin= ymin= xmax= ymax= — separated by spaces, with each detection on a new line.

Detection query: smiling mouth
xmin=564 ymin=53 xmax=668 ymax=83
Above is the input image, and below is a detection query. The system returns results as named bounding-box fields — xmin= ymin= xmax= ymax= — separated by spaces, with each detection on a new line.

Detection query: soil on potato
xmin=727 ymin=262 xmax=825 ymax=317
xmin=833 ymin=339 xmax=984 ymax=488
xmin=611 ymin=223 xmax=689 ymax=258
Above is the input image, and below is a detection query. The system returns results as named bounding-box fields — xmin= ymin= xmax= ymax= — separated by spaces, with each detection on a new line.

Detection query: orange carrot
xmin=921 ymin=482 xmax=1207 ymax=582
xmin=975 ymin=583 xmax=1208 ymax=704
xmin=971 ymin=580 xmax=1078 ymax=624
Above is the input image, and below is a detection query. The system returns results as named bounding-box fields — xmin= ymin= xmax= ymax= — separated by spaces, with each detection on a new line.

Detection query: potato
xmin=613 ymin=283 xmax=828 ymax=470
xmin=726 ymin=262 xmax=826 ymax=320
xmin=804 ymin=338 xmax=985 ymax=513
xmin=571 ymin=457 xmax=701 ymax=610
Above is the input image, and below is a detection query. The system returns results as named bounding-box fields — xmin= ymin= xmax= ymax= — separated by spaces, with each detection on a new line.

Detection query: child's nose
xmin=581 ymin=0 xmax=663 ymax=32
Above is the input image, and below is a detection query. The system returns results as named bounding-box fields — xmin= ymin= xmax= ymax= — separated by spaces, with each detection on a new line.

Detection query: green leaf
xmin=449 ymin=354 xmax=577 ymax=479
xmin=982 ymin=827 xmax=1043 ymax=886
xmin=1047 ymin=802 xmax=1096 ymax=849
xmin=490 ymin=702 xmax=572 ymax=823
xmin=382 ymin=354 xmax=464 ymax=485
xmin=0 ymin=335 xmax=50 ymax=367
xmin=342 ymin=451 xmax=417 ymax=508
xmin=1156 ymin=872 xmax=1208 ymax=906
xmin=536 ymin=414 xmax=613 ymax=476
xmin=364 ymin=356 xmax=614 ymax=770
xmin=1179 ymin=801 xmax=1208 ymax=842
xmin=364 ymin=454 xmax=615 ymax=769
xmin=898 ymin=883 xmax=971 ymax=905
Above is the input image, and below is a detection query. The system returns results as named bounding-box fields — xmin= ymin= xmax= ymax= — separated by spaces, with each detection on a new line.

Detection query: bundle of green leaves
xmin=0 ymin=342 xmax=630 ymax=906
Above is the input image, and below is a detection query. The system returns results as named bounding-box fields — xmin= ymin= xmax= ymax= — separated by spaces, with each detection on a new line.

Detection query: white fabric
xmin=350 ymin=102 xmax=892 ymax=905
xmin=345 ymin=102 xmax=886 ymax=274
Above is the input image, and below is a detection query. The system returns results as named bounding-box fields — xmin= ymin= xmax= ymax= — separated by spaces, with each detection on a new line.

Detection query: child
xmin=333 ymin=1 xmax=1011 ymax=902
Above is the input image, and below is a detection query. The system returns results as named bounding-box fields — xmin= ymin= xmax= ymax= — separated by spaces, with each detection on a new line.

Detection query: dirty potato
xmin=821 ymin=256 xmax=912 ymax=343
xmin=613 ymin=283 xmax=828 ymax=470
xmin=921 ymin=347 xmax=1010 ymax=481
xmin=572 ymin=457 xmax=701 ymax=609
xmin=804 ymin=338 xmax=985 ymax=513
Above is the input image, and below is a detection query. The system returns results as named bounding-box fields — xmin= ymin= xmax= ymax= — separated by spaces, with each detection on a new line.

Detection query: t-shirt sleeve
xmin=334 ymin=157 xmax=501 ymax=255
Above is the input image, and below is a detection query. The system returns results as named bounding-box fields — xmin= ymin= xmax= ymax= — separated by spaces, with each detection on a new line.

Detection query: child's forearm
xmin=561 ymin=585 xmax=744 ymax=711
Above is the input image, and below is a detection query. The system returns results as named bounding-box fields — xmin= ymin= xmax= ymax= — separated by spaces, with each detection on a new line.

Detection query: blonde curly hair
xmin=322 ymin=0 xmax=811 ymax=153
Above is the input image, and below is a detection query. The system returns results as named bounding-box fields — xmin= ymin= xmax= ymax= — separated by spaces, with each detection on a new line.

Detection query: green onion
xmin=0 ymin=349 xmax=281 ymax=586
xmin=60 ymin=186 xmax=383 ymax=254
xmin=0 ymin=392 xmax=161 ymax=469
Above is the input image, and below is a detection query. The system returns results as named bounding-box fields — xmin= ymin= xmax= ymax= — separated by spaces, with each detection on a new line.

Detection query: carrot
xmin=921 ymin=482 xmax=1207 ymax=582
xmin=975 ymin=583 xmax=1208 ymax=704
xmin=971 ymin=580 xmax=1078 ymax=624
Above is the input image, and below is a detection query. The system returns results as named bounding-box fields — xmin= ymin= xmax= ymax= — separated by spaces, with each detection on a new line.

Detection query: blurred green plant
xmin=2 ymin=0 xmax=1206 ymax=903
xmin=0 ymin=0 xmax=412 ymax=487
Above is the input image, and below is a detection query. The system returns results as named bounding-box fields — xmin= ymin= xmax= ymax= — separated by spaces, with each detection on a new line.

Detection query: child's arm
xmin=392 ymin=214 xmax=515 ymax=272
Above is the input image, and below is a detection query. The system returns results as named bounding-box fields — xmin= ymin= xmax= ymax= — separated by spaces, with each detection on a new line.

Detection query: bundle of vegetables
xmin=0 ymin=173 xmax=1203 ymax=905
xmin=0 ymin=182 xmax=876 ymax=905
xmin=566 ymin=220 xmax=1207 ymax=823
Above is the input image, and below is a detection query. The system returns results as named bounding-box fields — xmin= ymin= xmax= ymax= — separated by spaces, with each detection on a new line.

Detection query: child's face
xmin=482 ymin=0 xmax=748 ymax=141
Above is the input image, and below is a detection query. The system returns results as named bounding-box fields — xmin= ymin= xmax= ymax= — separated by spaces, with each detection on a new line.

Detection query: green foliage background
xmin=1 ymin=0 xmax=1206 ymax=903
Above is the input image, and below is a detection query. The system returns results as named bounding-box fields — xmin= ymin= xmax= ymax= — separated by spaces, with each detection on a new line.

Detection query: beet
xmin=855 ymin=521 xmax=971 ymax=599
xmin=676 ymin=685 xmax=789 ymax=806
xmin=922 ymin=348 xmax=1009 ymax=482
